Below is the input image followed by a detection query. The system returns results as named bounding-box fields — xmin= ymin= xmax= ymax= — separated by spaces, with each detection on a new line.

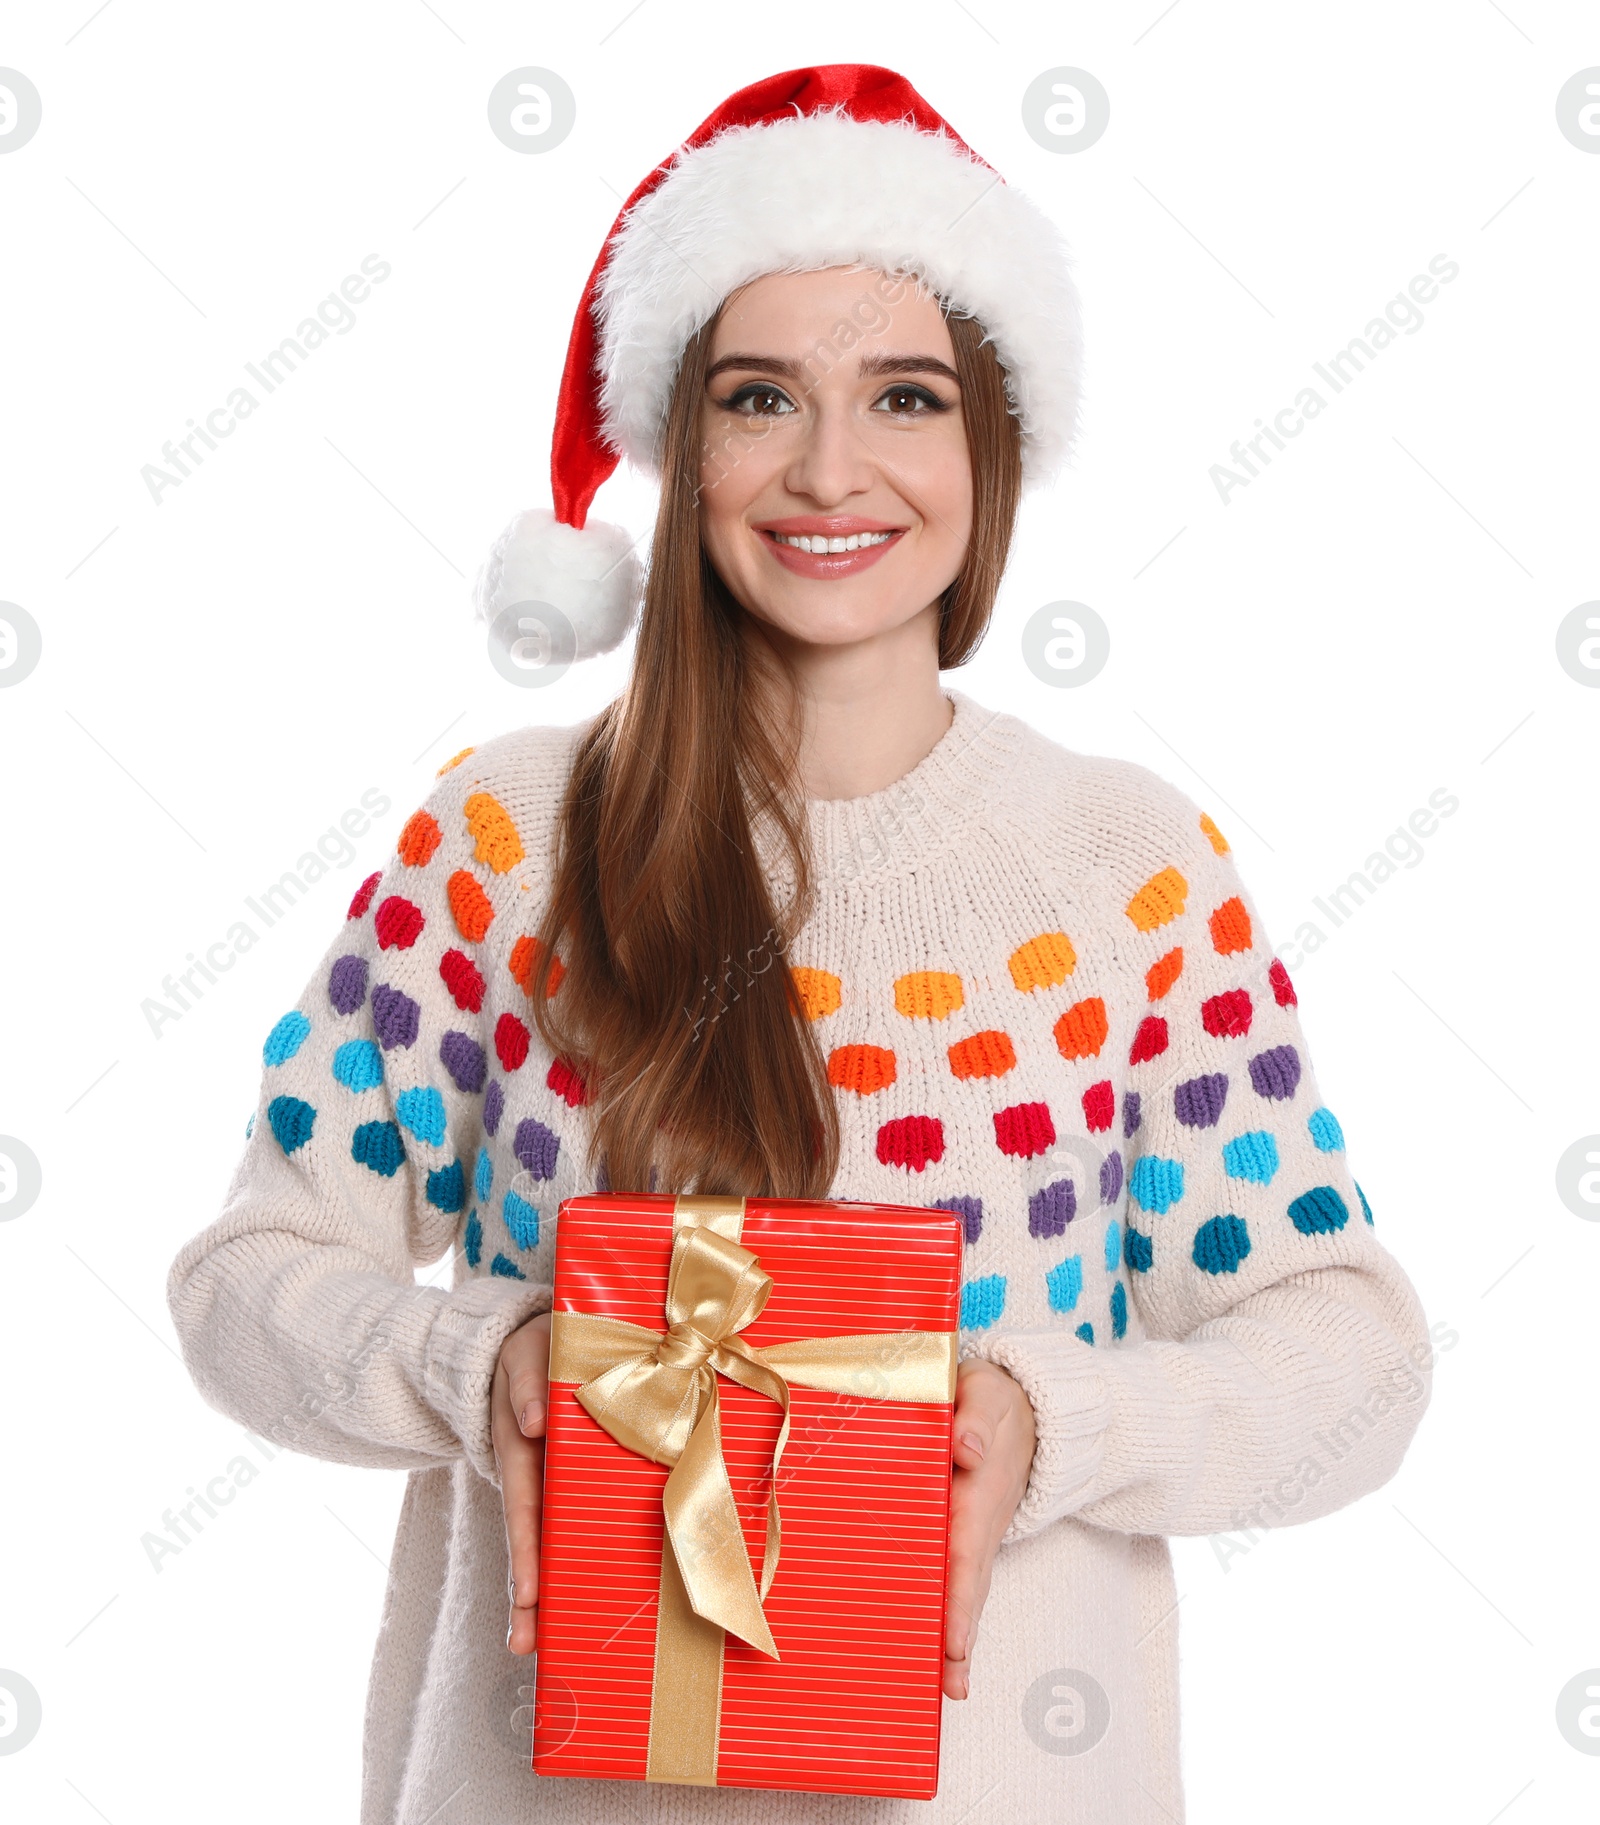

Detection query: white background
xmin=2 ymin=2 xmax=1597 ymax=1820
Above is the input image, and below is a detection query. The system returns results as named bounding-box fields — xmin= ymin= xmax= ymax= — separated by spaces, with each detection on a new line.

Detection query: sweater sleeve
xmin=963 ymin=786 xmax=1435 ymax=1545
xmin=165 ymin=748 xmax=560 ymax=1489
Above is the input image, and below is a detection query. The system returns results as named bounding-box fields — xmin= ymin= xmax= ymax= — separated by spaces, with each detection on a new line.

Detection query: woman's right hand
xmin=493 ymin=1309 xmax=551 ymax=1655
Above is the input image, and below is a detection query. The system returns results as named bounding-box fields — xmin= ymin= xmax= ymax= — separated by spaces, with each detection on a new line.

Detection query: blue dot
xmin=427 ymin=1160 xmax=465 ymax=1213
xmin=464 ymin=1209 xmax=482 ymax=1268
xmin=503 ymin=1189 xmax=539 ymax=1250
xmin=245 ymin=1111 xmax=255 ymax=1140
xmin=490 ymin=1253 xmax=526 ymax=1280
xmin=1045 ymin=1255 xmax=1082 ymax=1313
xmin=1104 ymin=1221 xmax=1121 ymax=1272
xmin=396 ymin=1087 xmax=447 ymax=1147
xmin=1287 ymin=1185 xmax=1349 ymax=1235
xmin=474 ymin=1146 xmax=493 ymax=1201
xmin=1222 ymin=1130 xmax=1280 ymax=1184
xmin=267 ymin=1095 xmax=316 ymax=1155
xmin=1110 ymin=1280 xmax=1128 ymax=1339
xmin=1128 ymin=1155 xmax=1185 ymax=1214
xmin=1124 ymin=1226 xmax=1153 ymax=1273
xmin=332 ymin=1039 xmax=384 ymax=1093
xmin=1356 ymin=1180 xmax=1374 ymax=1224
xmin=1193 ymin=1213 xmax=1251 ymax=1275
xmin=1307 ymin=1107 xmax=1345 ymax=1152
xmin=960 ymin=1274 xmax=1007 ymax=1330
xmin=352 ymin=1120 xmax=405 ymax=1178
xmin=264 ymin=1011 xmax=311 ymax=1067
xmin=1075 ymin=1321 xmax=1095 ymax=1345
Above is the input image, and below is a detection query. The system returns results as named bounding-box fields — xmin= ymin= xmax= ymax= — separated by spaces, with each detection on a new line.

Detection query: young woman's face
xmin=696 ymin=267 xmax=973 ymax=652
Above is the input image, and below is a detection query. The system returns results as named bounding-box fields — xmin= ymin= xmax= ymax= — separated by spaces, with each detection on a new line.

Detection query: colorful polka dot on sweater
xmin=264 ymin=1012 xmax=311 ymax=1067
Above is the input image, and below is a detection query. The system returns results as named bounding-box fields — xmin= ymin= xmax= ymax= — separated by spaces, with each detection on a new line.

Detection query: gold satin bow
xmin=548 ymin=1218 xmax=958 ymax=1662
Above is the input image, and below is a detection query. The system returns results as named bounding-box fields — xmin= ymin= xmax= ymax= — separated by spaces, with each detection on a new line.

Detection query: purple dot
xmin=513 ymin=1118 xmax=560 ymax=1181
xmin=1248 ymin=1044 xmax=1302 ymax=1101
xmin=371 ymin=984 xmax=420 ymax=1051
xmin=483 ymin=1080 xmax=504 ymax=1136
xmin=1028 ymin=1178 xmax=1076 ymax=1238
xmin=1100 ymin=1149 xmax=1124 ymax=1206
xmin=1174 ymin=1072 xmax=1229 ymax=1128
xmin=328 ymin=955 xmax=368 ymax=1016
xmin=1122 ymin=1091 xmax=1142 ymax=1139
xmin=440 ymin=1030 xmax=487 ymax=1094
xmin=933 ymin=1196 xmax=983 ymax=1245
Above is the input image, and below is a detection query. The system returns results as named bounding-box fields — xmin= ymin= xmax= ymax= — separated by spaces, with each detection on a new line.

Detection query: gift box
xmin=533 ymin=1193 xmax=963 ymax=1799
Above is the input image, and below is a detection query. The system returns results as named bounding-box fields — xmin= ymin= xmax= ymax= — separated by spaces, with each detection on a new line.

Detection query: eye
xmin=717 ymin=382 xmax=797 ymax=417
xmin=871 ymin=383 xmax=950 ymax=416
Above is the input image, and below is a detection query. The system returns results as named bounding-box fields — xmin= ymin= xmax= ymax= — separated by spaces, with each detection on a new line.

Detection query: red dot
xmin=1269 ymin=958 xmax=1298 ymax=1007
xmin=875 ymin=1114 xmax=945 ymax=1172
xmin=439 ymin=949 xmax=486 ymax=1013
xmin=495 ymin=1012 xmax=531 ymax=1072
xmin=347 ymin=871 xmax=381 ymax=919
xmin=994 ymin=1101 xmax=1055 ymax=1159
xmin=547 ymin=1056 xmax=590 ymax=1107
xmin=1082 ymin=1079 xmax=1114 ymax=1133
xmin=1201 ymin=988 xmax=1253 ymax=1038
xmin=1129 ymin=1015 xmax=1169 ymax=1065
xmin=374 ymin=895 xmax=425 ymax=950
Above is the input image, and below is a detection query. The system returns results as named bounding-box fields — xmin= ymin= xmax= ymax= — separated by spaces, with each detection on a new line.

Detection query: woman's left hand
xmin=944 ymin=1358 xmax=1036 ymax=1700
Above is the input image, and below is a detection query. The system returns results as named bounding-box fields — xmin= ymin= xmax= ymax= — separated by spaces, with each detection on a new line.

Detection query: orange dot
xmin=436 ymin=746 xmax=475 ymax=777
xmin=790 ymin=967 xmax=842 ymax=1021
xmin=1008 ymin=932 xmax=1077 ymax=993
xmin=1146 ymin=946 xmax=1184 ymax=1000
xmin=397 ymin=809 xmax=443 ymax=867
xmin=1053 ymin=997 xmax=1109 ymax=1061
xmin=827 ymin=1044 xmax=897 ymax=1095
xmin=510 ymin=933 xmax=563 ymax=997
xmin=464 ymin=791 xmax=525 ymax=875
xmin=447 ymin=869 xmax=494 ymax=942
xmin=894 ymin=970 xmax=964 ymax=1020
xmin=947 ymin=1030 xmax=1017 ymax=1080
xmin=1126 ymin=866 xmax=1189 ymax=932
xmin=1209 ymin=895 xmax=1253 ymax=955
xmin=1199 ymin=811 xmax=1230 ymax=855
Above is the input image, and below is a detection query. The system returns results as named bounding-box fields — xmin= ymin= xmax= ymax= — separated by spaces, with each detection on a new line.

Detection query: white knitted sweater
xmin=166 ymin=691 xmax=1433 ymax=1824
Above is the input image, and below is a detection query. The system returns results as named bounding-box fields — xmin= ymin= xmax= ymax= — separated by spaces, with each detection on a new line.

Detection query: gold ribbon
xmin=547 ymin=1194 xmax=957 ymax=1785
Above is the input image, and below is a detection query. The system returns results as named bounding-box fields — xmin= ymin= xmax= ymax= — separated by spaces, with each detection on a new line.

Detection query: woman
xmin=167 ymin=65 xmax=1434 ymax=1825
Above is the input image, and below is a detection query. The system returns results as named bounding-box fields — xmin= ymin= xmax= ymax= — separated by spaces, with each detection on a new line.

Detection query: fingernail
xmin=960 ymin=1430 xmax=985 ymax=1459
xmin=506 ymin=1616 xmax=515 ymax=1649
xmin=520 ymin=1399 xmax=544 ymax=1433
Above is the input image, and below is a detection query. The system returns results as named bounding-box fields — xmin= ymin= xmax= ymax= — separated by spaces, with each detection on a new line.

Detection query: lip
xmin=752 ymin=514 xmax=908 ymax=580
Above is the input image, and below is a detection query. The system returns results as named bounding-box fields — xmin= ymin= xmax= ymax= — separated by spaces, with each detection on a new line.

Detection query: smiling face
xmin=696 ymin=267 xmax=975 ymax=655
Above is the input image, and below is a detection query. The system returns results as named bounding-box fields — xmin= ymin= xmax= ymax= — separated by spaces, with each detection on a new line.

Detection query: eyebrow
xmin=704 ymin=350 xmax=962 ymax=387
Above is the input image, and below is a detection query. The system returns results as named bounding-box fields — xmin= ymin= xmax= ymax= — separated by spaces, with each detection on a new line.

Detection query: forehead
xmin=710 ymin=267 xmax=952 ymax=359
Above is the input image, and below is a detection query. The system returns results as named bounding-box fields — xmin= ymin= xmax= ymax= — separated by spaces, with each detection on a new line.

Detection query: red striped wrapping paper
xmin=533 ymin=1194 xmax=963 ymax=1798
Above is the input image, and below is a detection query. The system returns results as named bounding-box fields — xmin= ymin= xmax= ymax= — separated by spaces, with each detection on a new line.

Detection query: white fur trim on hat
xmin=594 ymin=108 xmax=1082 ymax=488
xmin=471 ymin=508 xmax=643 ymax=661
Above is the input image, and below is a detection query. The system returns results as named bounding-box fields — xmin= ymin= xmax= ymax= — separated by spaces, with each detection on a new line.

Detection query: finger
xmin=500 ymin=1429 xmax=544 ymax=1656
xmin=505 ymin=1318 xmax=552 ymax=1438
xmin=951 ymin=1363 xmax=1015 ymax=1469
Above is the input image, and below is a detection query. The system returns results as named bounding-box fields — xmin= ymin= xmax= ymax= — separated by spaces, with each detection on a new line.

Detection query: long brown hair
xmin=527 ymin=294 xmax=1023 ymax=1197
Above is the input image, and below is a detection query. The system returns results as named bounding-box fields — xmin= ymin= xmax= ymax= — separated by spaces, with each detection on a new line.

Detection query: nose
xmin=782 ymin=393 xmax=876 ymax=508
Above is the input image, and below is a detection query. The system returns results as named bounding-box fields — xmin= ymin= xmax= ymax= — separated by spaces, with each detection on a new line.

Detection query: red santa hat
xmin=473 ymin=63 xmax=1083 ymax=659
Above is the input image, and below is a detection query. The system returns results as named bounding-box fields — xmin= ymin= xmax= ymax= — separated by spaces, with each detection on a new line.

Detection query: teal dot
xmin=245 ymin=1111 xmax=255 ymax=1140
xmin=1307 ymin=1107 xmax=1345 ymax=1152
xmin=352 ymin=1120 xmax=405 ymax=1178
xmin=264 ymin=1011 xmax=311 ymax=1066
xmin=1104 ymin=1220 xmax=1121 ymax=1272
xmin=1075 ymin=1321 xmax=1095 ymax=1345
xmin=332 ymin=1039 xmax=384 ymax=1093
xmin=1129 ymin=1155 xmax=1185 ymax=1214
xmin=474 ymin=1146 xmax=493 ymax=1201
xmin=464 ymin=1209 xmax=482 ymax=1267
xmin=490 ymin=1252 xmax=526 ymax=1280
xmin=1045 ymin=1255 xmax=1082 ymax=1313
xmin=960 ymin=1274 xmax=1007 ymax=1330
xmin=1287 ymin=1185 xmax=1349 ymax=1235
xmin=427 ymin=1161 xmax=465 ymax=1212
xmin=503 ymin=1189 xmax=539 ymax=1250
xmin=1110 ymin=1280 xmax=1128 ymax=1339
xmin=266 ymin=1095 xmax=315 ymax=1155
xmin=1222 ymin=1130 xmax=1279 ymax=1184
xmin=396 ymin=1087 xmax=447 ymax=1147
xmin=1124 ymin=1226 xmax=1153 ymax=1273
xmin=1356 ymin=1180 xmax=1374 ymax=1224
xmin=1193 ymin=1213 xmax=1251 ymax=1275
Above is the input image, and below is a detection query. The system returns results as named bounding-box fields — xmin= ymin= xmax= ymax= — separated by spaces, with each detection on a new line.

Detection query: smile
xmin=770 ymin=530 xmax=896 ymax=553
xmin=754 ymin=518 xmax=907 ymax=580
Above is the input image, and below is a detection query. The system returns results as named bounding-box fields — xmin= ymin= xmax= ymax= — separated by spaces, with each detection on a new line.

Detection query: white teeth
xmin=771 ymin=530 xmax=894 ymax=553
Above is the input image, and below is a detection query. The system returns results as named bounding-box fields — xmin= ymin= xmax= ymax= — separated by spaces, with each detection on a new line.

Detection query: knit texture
xmin=167 ymin=692 xmax=1433 ymax=1824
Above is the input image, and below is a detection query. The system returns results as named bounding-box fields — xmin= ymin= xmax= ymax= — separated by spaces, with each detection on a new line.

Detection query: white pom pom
xmin=471 ymin=507 xmax=643 ymax=662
